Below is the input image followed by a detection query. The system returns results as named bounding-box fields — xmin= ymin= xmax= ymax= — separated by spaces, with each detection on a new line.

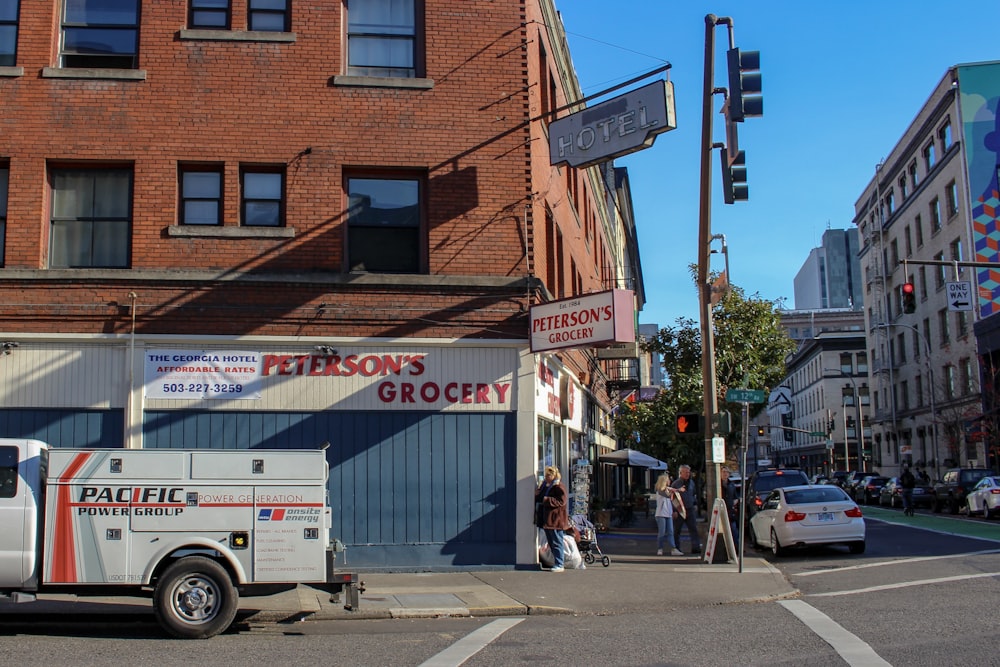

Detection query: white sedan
xmin=966 ymin=476 xmax=1000 ymax=519
xmin=748 ymin=484 xmax=866 ymax=556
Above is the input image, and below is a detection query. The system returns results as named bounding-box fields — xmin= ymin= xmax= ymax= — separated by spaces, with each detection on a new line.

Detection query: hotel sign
xmin=549 ymin=80 xmax=677 ymax=168
xmin=530 ymin=289 xmax=636 ymax=353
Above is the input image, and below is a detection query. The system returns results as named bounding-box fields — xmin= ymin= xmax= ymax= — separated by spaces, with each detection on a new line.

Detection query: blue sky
xmin=558 ymin=1 xmax=1000 ymax=329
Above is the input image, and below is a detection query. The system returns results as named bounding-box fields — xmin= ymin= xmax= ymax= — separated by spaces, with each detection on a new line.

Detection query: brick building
xmin=0 ymin=1 xmax=645 ymax=568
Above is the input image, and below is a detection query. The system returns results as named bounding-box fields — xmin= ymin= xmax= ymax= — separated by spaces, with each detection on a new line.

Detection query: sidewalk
xmin=0 ymin=517 xmax=797 ymax=629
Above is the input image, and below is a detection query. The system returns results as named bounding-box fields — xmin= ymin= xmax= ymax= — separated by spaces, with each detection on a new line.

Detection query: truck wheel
xmin=154 ymin=556 xmax=238 ymax=639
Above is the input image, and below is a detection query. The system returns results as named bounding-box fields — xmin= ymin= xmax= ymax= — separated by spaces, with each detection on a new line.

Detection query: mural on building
xmin=960 ymin=62 xmax=1000 ymax=316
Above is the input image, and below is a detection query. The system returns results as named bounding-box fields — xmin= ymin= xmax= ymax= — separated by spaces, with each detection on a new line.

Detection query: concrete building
xmin=793 ymin=229 xmax=863 ymax=311
xmin=0 ymin=1 xmax=647 ymax=569
xmin=758 ymin=310 xmax=867 ymax=475
xmin=854 ymin=62 xmax=1000 ymax=480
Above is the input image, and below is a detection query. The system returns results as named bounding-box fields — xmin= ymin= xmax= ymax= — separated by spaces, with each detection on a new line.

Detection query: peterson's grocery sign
xmin=529 ymin=290 xmax=635 ymax=353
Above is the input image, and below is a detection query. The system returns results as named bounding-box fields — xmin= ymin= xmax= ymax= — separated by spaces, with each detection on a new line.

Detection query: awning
xmin=598 ymin=448 xmax=668 ymax=469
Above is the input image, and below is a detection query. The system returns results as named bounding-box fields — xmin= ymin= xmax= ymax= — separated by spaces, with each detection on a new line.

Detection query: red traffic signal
xmin=902 ymin=282 xmax=916 ymax=314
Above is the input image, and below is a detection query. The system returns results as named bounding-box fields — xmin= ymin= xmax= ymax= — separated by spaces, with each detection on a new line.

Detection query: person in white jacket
xmin=654 ymin=473 xmax=684 ymax=556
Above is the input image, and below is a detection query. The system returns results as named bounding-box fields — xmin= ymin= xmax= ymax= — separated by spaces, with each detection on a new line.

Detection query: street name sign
xmin=725 ymin=388 xmax=765 ymax=403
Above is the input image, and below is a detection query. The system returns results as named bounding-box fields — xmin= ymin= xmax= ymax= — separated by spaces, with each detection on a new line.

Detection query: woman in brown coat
xmin=535 ymin=466 xmax=569 ymax=572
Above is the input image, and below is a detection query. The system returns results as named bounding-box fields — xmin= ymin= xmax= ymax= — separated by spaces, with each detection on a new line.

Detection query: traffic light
xmin=721 ymin=147 xmax=748 ymax=204
xmin=902 ymin=282 xmax=916 ymax=314
xmin=676 ymin=412 xmax=701 ymax=435
xmin=726 ymin=48 xmax=762 ymax=123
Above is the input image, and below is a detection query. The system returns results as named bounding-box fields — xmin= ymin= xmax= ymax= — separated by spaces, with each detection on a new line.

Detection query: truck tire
xmin=154 ymin=556 xmax=239 ymax=639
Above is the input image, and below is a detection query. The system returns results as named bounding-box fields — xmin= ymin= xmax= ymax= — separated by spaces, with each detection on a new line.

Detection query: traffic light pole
xmin=698 ymin=13 xmax=727 ymax=517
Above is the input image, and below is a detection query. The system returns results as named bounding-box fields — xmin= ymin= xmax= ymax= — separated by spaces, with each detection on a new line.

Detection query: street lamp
xmin=824 ymin=368 xmax=868 ymax=472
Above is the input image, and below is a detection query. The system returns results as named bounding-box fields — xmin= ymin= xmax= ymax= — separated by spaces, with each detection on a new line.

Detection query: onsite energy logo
xmin=257 ymin=507 xmax=321 ymax=523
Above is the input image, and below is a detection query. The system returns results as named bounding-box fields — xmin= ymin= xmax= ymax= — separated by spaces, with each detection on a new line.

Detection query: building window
xmin=857 ymin=352 xmax=867 ymax=374
xmin=904 ymin=225 xmax=912 ymax=257
xmin=957 ymin=311 xmax=969 ymax=338
xmin=249 ymin=0 xmax=289 ymax=31
xmin=346 ymin=0 xmax=418 ymax=78
xmin=900 ymin=381 xmax=908 ymax=410
xmin=918 ymin=266 xmax=927 ymax=299
xmin=898 ymin=174 xmax=908 ymax=200
xmin=946 ymin=180 xmax=959 ymax=217
xmin=0 ymin=0 xmax=18 ymax=66
xmin=241 ymin=167 xmax=284 ymax=227
xmin=189 ymin=0 xmax=230 ymax=29
xmin=944 ymin=365 xmax=955 ymax=399
xmin=885 ymin=190 xmax=895 ymax=216
xmin=912 ymin=330 xmax=920 ymax=359
xmin=950 ymin=238 xmax=962 ymax=263
xmin=897 ymin=333 xmax=906 ymax=363
xmin=346 ymin=174 xmax=423 ymax=273
xmin=961 ymin=358 xmax=975 ymax=395
xmin=915 ymin=374 xmax=923 ymax=407
xmin=923 ymin=141 xmax=936 ymax=172
xmin=914 ymin=214 xmax=923 ymax=247
xmin=939 ymin=120 xmax=953 ymax=151
xmin=180 ymin=165 xmax=223 ymax=225
xmin=934 ymin=252 xmax=946 ymax=288
xmin=890 ymin=238 xmax=899 ymax=267
xmin=909 ymin=160 xmax=919 ymax=189
xmin=938 ymin=308 xmax=950 ymax=346
xmin=930 ymin=198 xmax=941 ymax=232
xmin=50 ymin=168 xmax=131 ymax=268
xmin=0 ymin=165 xmax=7 ymax=266
xmin=60 ymin=0 xmax=139 ymax=69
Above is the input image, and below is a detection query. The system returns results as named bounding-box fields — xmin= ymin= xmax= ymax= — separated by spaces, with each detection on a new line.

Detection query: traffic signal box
xmin=902 ymin=282 xmax=916 ymax=313
xmin=676 ymin=413 xmax=701 ymax=435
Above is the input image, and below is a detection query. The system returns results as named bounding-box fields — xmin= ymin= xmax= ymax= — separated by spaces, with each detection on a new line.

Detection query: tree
xmin=627 ymin=279 xmax=795 ymax=469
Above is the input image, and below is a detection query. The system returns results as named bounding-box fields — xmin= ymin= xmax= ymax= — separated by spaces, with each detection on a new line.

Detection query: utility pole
xmin=698 ymin=13 xmax=725 ymax=515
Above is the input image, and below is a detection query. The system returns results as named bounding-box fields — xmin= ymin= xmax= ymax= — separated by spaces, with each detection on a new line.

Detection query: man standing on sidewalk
xmin=672 ymin=464 xmax=702 ymax=555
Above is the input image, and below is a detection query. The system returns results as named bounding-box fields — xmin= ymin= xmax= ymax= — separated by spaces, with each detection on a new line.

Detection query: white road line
xmin=795 ymin=548 xmax=1000 ymax=577
xmin=419 ymin=617 xmax=525 ymax=667
xmin=778 ymin=599 xmax=891 ymax=667
xmin=808 ymin=571 xmax=1000 ymax=597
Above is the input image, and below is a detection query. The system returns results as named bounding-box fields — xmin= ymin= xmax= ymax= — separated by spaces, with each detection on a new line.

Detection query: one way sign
xmin=947 ymin=281 xmax=973 ymax=311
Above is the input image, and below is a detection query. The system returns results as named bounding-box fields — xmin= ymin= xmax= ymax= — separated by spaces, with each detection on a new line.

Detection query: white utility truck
xmin=0 ymin=438 xmax=359 ymax=638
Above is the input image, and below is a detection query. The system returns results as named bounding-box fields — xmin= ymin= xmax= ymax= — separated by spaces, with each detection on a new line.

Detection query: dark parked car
xmin=880 ymin=477 xmax=935 ymax=508
xmin=742 ymin=468 xmax=810 ymax=520
xmin=854 ymin=475 xmax=889 ymax=505
xmin=933 ymin=467 xmax=993 ymax=514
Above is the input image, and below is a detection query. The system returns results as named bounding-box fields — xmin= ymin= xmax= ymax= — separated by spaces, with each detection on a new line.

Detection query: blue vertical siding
xmin=143 ymin=410 xmax=516 ymax=570
xmin=0 ymin=409 xmax=123 ymax=448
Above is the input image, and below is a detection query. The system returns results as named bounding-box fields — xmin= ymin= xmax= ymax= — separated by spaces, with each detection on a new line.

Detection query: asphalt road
xmin=1 ymin=509 xmax=997 ymax=666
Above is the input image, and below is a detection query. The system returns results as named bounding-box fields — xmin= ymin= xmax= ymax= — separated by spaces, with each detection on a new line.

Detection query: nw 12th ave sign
xmin=548 ymin=80 xmax=677 ymax=168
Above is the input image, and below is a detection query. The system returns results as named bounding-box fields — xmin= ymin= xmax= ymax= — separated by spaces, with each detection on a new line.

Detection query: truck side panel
xmin=43 ymin=449 xmax=330 ymax=586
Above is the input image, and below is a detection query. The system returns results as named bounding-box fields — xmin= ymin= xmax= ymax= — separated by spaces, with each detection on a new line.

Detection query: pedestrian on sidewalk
xmin=654 ymin=473 xmax=684 ymax=556
xmin=672 ymin=464 xmax=703 ymax=555
xmin=536 ymin=466 xmax=569 ymax=572
xmin=720 ymin=466 xmax=739 ymax=543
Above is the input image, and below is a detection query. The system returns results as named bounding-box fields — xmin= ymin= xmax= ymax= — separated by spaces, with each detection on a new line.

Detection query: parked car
xmin=932 ymin=467 xmax=993 ymax=514
xmin=965 ymin=475 xmax=1000 ymax=519
xmin=810 ymin=474 xmax=831 ymax=485
xmin=741 ymin=468 xmax=810 ymax=520
xmin=854 ymin=475 xmax=889 ymax=505
xmin=748 ymin=484 xmax=866 ymax=556
xmin=844 ymin=471 xmax=869 ymax=496
xmin=830 ymin=471 xmax=850 ymax=488
xmin=880 ymin=477 xmax=935 ymax=508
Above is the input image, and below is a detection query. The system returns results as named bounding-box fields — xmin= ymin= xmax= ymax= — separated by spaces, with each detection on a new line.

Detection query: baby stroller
xmin=572 ymin=514 xmax=610 ymax=567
